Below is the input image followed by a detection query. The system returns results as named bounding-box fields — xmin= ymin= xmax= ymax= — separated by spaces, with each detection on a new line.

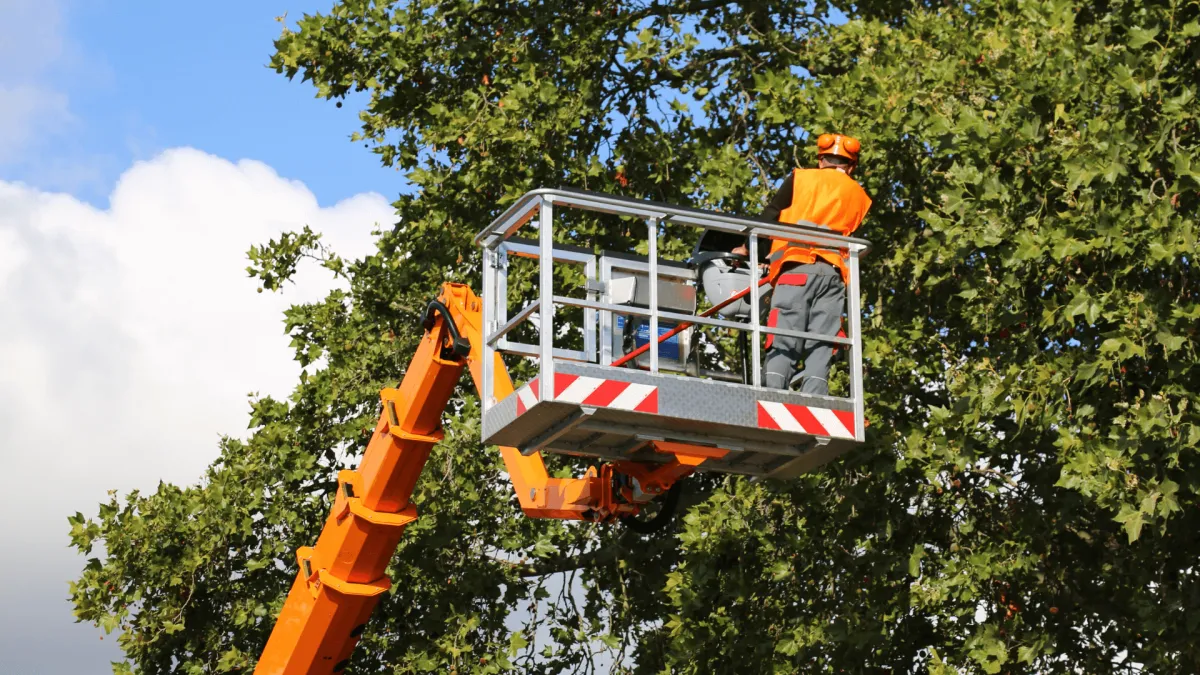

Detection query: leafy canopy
xmin=70 ymin=0 xmax=1199 ymax=672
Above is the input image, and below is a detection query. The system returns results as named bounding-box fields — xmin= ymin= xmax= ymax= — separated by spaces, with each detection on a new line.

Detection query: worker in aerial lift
xmin=734 ymin=133 xmax=872 ymax=394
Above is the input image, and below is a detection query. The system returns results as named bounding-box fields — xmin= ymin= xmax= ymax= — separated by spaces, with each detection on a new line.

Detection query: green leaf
xmin=530 ymin=535 xmax=559 ymax=558
xmin=770 ymin=560 xmax=793 ymax=581
xmin=1065 ymin=290 xmax=1092 ymax=322
xmin=1018 ymin=644 xmax=1039 ymax=664
xmin=1156 ymin=331 xmax=1185 ymax=353
xmin=1114 ymin=504 xmax=1146 ymax=542
xmin=1127 ymin=26 xmax=1160 ymax=49
xmin=508 ymin=630 xmax=529 ymax=657
xmin=1158 ymin=480 xmax=1181 ymax=517
xmin=599 ymin=633 xmax=621 ymax=649
xmin=908 ymin=544 xmax=926 ymax=577
xmin=967 ymin=627 xmax=1010 ymax=674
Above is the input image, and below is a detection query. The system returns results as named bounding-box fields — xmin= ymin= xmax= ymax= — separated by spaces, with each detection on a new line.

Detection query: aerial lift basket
xmin=475 ymin=188 xmax=871 ymax=480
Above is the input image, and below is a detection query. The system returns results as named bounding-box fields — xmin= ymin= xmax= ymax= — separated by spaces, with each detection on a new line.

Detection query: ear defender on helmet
xmin=815 ymin=133 xmax=861 ymax=163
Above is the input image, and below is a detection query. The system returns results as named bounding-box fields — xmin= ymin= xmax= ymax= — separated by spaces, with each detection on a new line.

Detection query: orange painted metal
xmin=439 ymin=283 xmax=621 ymax=520
xmin=255 ymin=305 xmax=464 ymax=675
xmin=255 ymin=283 xmax=707 ymax=674
xmin=615 ymin=442 xmax=730 ymax=500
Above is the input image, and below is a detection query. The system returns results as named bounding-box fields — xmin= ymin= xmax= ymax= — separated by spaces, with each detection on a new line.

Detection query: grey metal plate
xmin=482 ymin=363 xmax=860 ymax=479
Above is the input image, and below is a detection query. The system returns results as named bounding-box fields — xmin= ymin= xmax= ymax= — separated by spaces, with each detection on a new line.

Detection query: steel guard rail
xmin=474 ymin=187 xmax=871 ymax=444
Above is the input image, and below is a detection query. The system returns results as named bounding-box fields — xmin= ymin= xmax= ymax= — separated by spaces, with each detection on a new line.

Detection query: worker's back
xmin=779 ymin=167 xmax=871 ymax=236
xmin=770 ymin=168 xmax=871 ymax=281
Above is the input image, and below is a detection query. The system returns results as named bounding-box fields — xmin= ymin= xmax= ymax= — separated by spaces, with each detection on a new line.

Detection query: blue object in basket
xmin=616 ymin=315 xmax=681 ymax=361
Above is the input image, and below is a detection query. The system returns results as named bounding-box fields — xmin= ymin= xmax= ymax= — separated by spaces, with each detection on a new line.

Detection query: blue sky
xmin=2 ymin=0 xmax=397 ymax=207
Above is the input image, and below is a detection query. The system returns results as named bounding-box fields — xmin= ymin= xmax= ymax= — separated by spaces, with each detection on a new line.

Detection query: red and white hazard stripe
xmin=514 ymin=374 xmax=658 ymax=415
xmin=757 ymin=401 xmax=856 ymax=439
xmin=514 ymin=377 xmax=540 ymax=416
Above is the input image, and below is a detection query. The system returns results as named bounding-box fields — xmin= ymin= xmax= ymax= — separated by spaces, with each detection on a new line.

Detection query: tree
xmin=70 ymin=0 xmax=1199 ymax=672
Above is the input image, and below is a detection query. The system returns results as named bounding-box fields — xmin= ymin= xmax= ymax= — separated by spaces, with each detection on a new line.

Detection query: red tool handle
xmin=610 ymin=276 xmax=772 ymax=368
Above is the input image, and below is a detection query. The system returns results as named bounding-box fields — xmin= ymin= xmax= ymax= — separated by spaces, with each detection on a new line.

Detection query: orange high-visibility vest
xmin=768 ymin=168 xmax=872 ymax=284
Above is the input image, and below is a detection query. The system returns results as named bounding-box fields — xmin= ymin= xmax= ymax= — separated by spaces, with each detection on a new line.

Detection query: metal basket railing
xmin=474 ymin=187 xmax=872 ymax=441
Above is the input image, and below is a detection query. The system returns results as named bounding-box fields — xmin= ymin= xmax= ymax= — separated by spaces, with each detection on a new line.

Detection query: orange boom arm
xmin=254 ymin=283 xmax=702 ymax=674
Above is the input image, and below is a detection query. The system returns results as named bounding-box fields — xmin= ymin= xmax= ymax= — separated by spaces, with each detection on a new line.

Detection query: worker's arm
xmin=760 ymin=171 xmax=795 ymax=223
xmin=732 ymin=173 xmax=793 ymax=259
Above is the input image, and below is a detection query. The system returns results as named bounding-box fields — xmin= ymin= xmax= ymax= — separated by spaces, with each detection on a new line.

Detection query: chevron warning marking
xmin=756 ymin=401 xmax=855 ymax=439
xmin=512 ymin=375 xmax=658 ymax=415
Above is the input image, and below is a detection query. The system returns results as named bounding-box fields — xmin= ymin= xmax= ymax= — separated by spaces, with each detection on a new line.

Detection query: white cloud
xmin=0 ymin=148 xmax=391 ymax=671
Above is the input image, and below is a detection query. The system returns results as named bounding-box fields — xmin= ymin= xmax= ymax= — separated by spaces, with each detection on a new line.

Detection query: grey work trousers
xmin=763 ymin=262 xmax=845 ymax=395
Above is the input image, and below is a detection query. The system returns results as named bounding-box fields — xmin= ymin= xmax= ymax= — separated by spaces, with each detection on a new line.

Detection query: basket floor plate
xmin=484 ymin=363 xmax=860 ymax=478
